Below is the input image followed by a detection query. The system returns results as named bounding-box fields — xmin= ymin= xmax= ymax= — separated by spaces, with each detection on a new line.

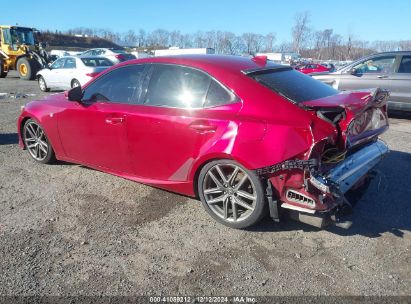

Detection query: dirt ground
xmin=0 ymin=72 xmax=410 ymax=299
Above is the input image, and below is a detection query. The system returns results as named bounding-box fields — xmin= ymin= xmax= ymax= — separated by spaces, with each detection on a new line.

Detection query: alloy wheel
xmin=39 ymin=77 xmax=46 ymax=91
xmin=202 ymin=164 xmax=257 ymax=222
xmin=24 ymin=121 xmax=49 ymax=161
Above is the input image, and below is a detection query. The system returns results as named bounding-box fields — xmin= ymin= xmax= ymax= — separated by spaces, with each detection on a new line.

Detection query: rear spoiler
xmin=242 ymin=66 xmax=292 ymax=75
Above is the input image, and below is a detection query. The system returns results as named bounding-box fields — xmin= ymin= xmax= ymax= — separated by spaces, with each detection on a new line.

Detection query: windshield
xmin=4 ymin=27 xmax=35 ymax=45
xmin=249 ymin=68 xmax=339 ymax=103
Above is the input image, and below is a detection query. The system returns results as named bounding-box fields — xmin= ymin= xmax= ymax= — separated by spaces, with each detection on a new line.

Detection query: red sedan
xmin=17 ymin=55 xmax=389 ymax=229
xmin=295 ymin=63 xmax=330 ymax=74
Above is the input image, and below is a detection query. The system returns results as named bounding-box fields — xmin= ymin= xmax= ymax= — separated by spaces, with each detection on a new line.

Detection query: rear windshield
xmin=81 ymin=58 xmax=113 ymax=67
xmin=111 ymin=49 xmax=126 ymax=54
xmin=249 ymin=68 xmax=338 ymax=103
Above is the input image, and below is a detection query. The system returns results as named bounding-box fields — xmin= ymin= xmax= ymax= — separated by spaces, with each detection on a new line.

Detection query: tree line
xmin=47 ymin=11 xmax=411 ymax=61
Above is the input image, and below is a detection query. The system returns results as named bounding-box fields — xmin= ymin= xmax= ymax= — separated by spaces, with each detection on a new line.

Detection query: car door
xmin=126 ymin=64 xmax=241 ymax=182
xmin=306 ymin=64 xmax=316 ymax=74
xmin=388 ymin=55 xmax=411 ymax=110
xmin=46 ymin=58 xmax=66 ymax=87
xmin=338 ymin=55 xmax=396 ymax=91
xmin=60 ymin=57 xmax=77 ymax=89
xmin=57 ymin=64 xmax=146 ymax=173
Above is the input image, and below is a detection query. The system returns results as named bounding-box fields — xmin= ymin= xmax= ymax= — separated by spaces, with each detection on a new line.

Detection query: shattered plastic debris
xmin=0 ymin=92 xmax=36 ymax=99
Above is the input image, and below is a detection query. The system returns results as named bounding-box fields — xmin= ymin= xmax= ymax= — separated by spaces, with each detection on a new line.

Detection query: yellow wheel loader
xmin=0 ymin=25 xmax=51 ymax=80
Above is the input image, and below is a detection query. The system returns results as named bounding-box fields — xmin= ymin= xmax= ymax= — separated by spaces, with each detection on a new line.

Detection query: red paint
xmin=295 ymin=63 xmax=330 ymax=74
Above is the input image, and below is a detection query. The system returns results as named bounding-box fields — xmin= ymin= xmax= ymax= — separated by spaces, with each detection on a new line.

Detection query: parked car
xmin=36 ymin=56 xmax=113 ymax=91
xmin=80 ymin=48 xmax=136 ymax=64
xmin=312 ymin=52 xmax=411 ymax=112
xmin=18 ymin=55 xmax=389 ymax=229
xmin=320 ymin=63 xmax=336 ymax=72
xmin=295 ymin=63 xmax=330 ymax=74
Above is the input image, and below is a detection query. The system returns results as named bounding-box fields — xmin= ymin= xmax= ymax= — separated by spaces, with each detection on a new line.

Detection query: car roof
xmin=79 ymin=56 xmax=111 ymax=60
xmin=369 ymin=51 xmax=411 ymax=56
xmin=115 ymin=54 xmax=285 ymax=76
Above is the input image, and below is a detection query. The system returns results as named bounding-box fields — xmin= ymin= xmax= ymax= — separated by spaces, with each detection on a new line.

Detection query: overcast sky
xmin=3 ymin=0 xmax=410 ymax=42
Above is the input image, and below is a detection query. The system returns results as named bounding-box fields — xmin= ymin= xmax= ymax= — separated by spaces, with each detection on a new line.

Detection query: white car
xmin=36 ymin=56 xmax=113 ymax=92
xmin=80 ymin=48 xmax=136 ymax=64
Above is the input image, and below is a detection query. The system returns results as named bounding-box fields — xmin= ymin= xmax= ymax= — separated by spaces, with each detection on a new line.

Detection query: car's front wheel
xmin=23 ymin=119 xmax=56 ymax=164
xmin=198 ymin=160 xmax=266 ymax=229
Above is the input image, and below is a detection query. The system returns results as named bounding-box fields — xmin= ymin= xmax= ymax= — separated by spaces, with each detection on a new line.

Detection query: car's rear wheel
xmin=198 ymin=160 xmax=266 ymax=229
xmin=38 ymin=76 xmax=50 ymax=92
xmin=23 ymin=119 xmax=56 ymax=164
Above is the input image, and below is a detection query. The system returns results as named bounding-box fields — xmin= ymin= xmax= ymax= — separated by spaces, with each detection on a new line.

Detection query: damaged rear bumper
xmin=272 ymin=140 xmax=389 ymax=228
xmin=318 ymin=139 xmax=388 ymax=194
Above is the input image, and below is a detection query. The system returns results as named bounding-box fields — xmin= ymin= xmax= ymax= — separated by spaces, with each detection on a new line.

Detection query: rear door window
xmin=144 ymin=65 xmax=211 ymax=108
xmin=81 ymin=58 xmax=113 ymax=67
xmin=144 ymin=65 xmax=238 ymax=109
xmin=249 ymin=68 xmax=339 ymax=103
xmin=82 ymin=65 xmax=146 ymax=104
xmin=398 ymin=56 xmax=411 ymax=73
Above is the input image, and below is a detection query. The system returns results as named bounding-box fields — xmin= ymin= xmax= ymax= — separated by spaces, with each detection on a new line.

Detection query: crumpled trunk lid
xmin=301 ymin=88 xmax=389 ymax=148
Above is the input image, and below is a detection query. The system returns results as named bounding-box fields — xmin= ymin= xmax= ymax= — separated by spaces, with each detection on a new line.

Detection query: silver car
xmin=36 ymin=56 xmax=113 ymax=92
xmin=80 ymin=48 xmax=136 ymax=64
xmin=312 ymin=51 xmax=411 ymax=112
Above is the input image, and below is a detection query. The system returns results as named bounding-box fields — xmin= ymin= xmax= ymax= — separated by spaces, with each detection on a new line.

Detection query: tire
xmin=22 ymin=119 xmax=56 ymax=164
xmin=17 ymin=57 xmax=39 ymax=80
xmin=71 ymin=79 xmax=81 ymax=88
xmin=198 ymin=159 xmax=266 ymax=229
xmin=0 ymin=59 xmax=8 ymax=78
xmin=38 ymin=76 xmax=50 ymax=92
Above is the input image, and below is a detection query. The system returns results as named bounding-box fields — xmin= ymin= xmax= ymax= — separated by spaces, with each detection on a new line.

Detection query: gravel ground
xmin=0 ymin=72 xmax=410 ymax=298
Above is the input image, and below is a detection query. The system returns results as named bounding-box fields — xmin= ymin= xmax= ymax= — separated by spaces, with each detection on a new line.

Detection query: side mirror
xmin=348 ymin=68 xmax=358 ymax=75
xmin=67 ymin=86 xmax=83 ymax=102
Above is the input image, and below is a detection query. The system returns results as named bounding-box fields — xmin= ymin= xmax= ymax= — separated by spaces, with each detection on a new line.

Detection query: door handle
xmin=377 ymin=75 xmax=388 ymax=79
xmin=189 ymin=121 xmax=217 ymax=133
xmin=105 ymin=116 xmax=125 ymax=124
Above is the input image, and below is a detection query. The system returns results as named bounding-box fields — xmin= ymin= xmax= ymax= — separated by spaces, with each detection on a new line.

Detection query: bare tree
xmin=169 ymin=30 xmax=182 ymax=47
xmin=399 ymin=40 xmax=411 ymax=51
xmin=205 ymin=31 xmax=217 ymax=49
xmin=124 ymin=30 xmax=137 ymax=46
xmin=193 ymin=31 xmax=207 ymax=48
xmin=264 ymin=32 xmax=276 ymax=52
xmin=137 ymin=29 xmax=146 ymax=47
xmin=292 ymin=11 xmax=311 ymax=54
xmin=148 ymin=29 xmax=169 ymax=47
xmin=241 ymin=33 xmax=265 ymax=54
